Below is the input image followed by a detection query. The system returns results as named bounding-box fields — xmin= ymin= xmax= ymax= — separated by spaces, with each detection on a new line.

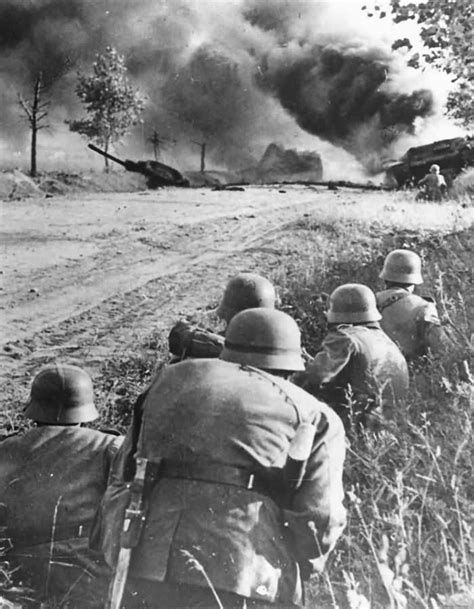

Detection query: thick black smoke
xmin=255 ymin=46 xmax=434 ymax=170
xmin=0 ymin=0 xmax=441 ymax=173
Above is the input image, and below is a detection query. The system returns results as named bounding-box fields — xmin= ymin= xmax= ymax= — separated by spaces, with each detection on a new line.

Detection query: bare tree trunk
xmin=30 ymin=77 xmax=41 ymax=177
xmin=200 ymin=143 xmax=206 ymax=173
xmin=30 ymin=119 xmax=37 ymax=177
xmin=192 ymin=141 xmax=207 ymax=173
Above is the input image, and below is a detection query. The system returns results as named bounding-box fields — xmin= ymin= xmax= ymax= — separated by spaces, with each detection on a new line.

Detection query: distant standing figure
xmin=376 ymin=249 xmax=449 ymax=359
xmin=417 ymin=164 xmax=447 ymax=201
xmin=168 ymin=272 xmax=276 ymax=360
xmin=295 ymin=284 xmax=409 ymax=429
xmin=0 ymin=364 xmax=122 ymax=608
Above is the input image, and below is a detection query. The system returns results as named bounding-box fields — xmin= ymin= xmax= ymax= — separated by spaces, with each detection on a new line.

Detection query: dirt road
xmin=0 ymin=186 xmax=330 ymax=385
xmin=1 ymin=186 xmax=318 ymax=339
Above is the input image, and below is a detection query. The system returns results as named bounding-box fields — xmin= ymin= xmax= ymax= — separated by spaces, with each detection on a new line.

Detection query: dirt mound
xmin=0 ymin=170 xmax=42 ymax=200
xmin=0 ymin=169 xmax=149 ymax=200
xmin=38 ymin=170 xmax=148 ymax=195
xmin=242 ymin=143 xmax=323 ymax=183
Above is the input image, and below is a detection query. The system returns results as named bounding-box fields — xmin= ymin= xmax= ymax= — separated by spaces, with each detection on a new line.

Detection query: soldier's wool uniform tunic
xmin=296 ymin=323 xmax=409 ymax=426
xmin=100 ymin=358 xmax=347 ymax=608
xmin=376 ymin=288 xmax=446 ymax=359
xmin=0 ymin=426 xmax=122 ymax=608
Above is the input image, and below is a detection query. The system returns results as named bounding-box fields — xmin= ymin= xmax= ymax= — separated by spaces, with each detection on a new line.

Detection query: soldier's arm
xmin=419 ymin=299 xmax=451 ymax=355
xmin=294 ymin=331 xmax=354 ymax=397
xmin=283 ymin=406 xmax=347 ymax=576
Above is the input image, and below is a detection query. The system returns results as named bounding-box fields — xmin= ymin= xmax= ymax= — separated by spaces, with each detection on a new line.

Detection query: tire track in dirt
xmin=0 ymin=187 xmax=320 ymax=385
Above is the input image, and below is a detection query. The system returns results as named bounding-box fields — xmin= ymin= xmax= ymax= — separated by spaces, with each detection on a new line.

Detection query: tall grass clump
xmin=451 ymin=169 xmax=474 ymax=204
xmin=278 ymin=218 xmax=473 ymax=608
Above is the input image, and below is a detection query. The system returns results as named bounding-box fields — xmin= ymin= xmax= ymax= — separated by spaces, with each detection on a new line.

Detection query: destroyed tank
xmin=384 ymin=136 xmax=474 ymax=188
xmin=88 ymin=143 xmax=189 ymax=188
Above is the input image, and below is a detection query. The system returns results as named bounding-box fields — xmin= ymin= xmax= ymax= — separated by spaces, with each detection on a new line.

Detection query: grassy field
xmin=1 ymin=190 xmax=472 ymax=608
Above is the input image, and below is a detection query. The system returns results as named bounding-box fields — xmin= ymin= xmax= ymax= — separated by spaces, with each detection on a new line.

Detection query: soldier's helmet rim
xmin=327 ymin=283 xmax=381 ymax=323
xmin=220 ymin=308 xmax=305 ymax=371
xmin=25 ymin=363 xmax=98 ymax=424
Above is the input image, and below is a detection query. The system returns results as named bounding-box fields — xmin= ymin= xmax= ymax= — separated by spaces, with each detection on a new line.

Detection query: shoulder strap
xmin=378 ymin=290 xmax=411 ymax=312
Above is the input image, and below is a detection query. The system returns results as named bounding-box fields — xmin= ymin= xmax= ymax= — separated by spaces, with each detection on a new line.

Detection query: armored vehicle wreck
xmin=385 ymin=136 xmax=473 ymax=188
xmin=88 ymin=144 xmax=189 ymax=188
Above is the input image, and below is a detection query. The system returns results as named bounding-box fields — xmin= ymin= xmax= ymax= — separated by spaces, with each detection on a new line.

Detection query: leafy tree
xmin=69 ymin=47 xmax=144 ymax=169
xmin=18 ymin=73 xmax=50 ymax=177
xmin=364 ymin=1 xmax=473 ymax=127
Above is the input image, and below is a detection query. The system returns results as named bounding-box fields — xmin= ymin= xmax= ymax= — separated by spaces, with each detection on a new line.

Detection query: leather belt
xmin=160 ymin=460 xmax=268 ymax=495
xmin=10 ymin=522 xmax=91 ymax=548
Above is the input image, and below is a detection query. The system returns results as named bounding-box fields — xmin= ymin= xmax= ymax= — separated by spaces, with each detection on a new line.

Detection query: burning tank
xmin=88 ymin=143 xmax=189 ymax=188
xmin=384 ymin=136 xmax=474 ymax=188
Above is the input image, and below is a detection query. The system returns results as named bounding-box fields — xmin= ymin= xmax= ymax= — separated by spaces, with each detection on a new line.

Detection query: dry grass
xmin=276 ymin=206 xmax=473 ymax=609
xmin=451 ymin=168 xmax=474 ymax=201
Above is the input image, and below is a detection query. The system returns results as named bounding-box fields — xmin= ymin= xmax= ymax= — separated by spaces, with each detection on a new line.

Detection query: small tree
xmin=69 ymin=47 xmax=144 ymax=169
xmin=18 ymin=73 xmax=50 ymax=177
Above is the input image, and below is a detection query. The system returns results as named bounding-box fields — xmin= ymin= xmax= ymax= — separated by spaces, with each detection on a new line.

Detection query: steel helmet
xmin=327 ymin=283 xmax=382 ymax=324
xmin=379 ymin=249 xmax=423 ymax=285
xmin=25 ymin=364 xmax=98 ymax=424
xmin=220 ymin=308 xmax=305 ymax=371
xmin=430 ymin=164 xmax=440 ymax=173
xmin=216 ymin=273 xmax=276 ymax=323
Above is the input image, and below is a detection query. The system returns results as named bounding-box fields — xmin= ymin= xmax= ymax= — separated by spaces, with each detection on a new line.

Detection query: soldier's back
xmin=299 ymin=324 xmax=408 ymax=427
xmin=376 ymin=288 xmax=442 ymax=358
xmin=103 ymin=357 xmax=344 ymax=606
xmin=0 ymin=426 xmax=122 ymax=607
xmin=334 ymin=324 xmax=408 ymax=415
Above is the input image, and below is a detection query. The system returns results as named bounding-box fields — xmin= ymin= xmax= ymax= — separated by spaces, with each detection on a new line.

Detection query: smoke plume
xmin=0 ymin=0 xmax=456 ymax=174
